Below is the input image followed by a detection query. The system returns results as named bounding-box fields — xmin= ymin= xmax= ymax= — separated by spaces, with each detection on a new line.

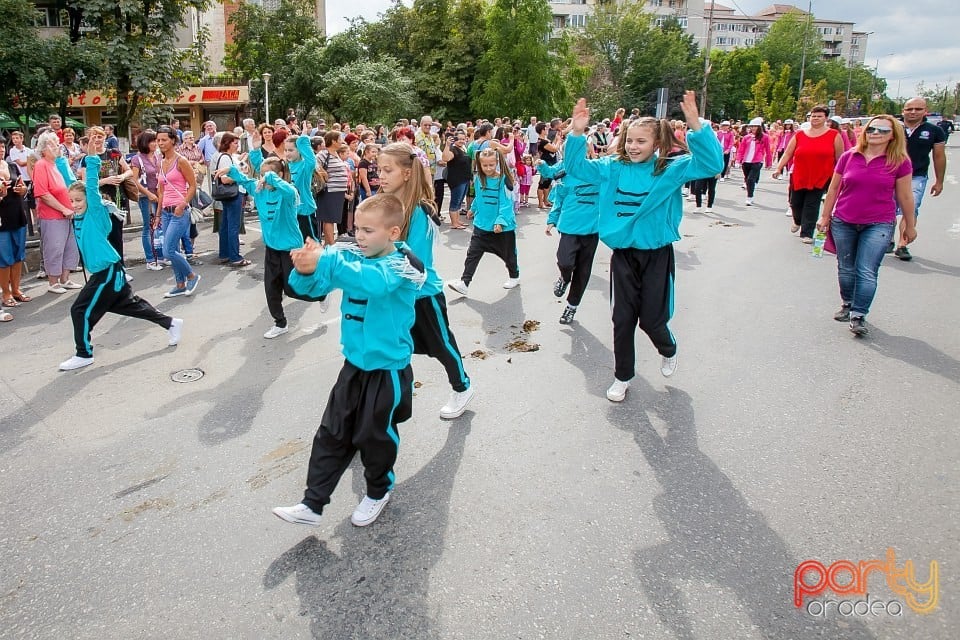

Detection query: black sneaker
xmin=559 ymin=305 xmax=577 ymax=324
xmin=833 ymin=303 xmax=851 ymax=322
xmin=849 ymin=316 xmax=868 ymax=336
xmin=894 ymin=246 xmax=912 ymax=261
xmin=885 ymin=242 xmax=895 ymax=254
xmin=553 ymin=276 xmax=569 ymax=298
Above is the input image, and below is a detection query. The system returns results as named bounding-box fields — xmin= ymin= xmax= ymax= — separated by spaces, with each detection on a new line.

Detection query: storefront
xmin=63 ymin=85 xmax=250 ymax=147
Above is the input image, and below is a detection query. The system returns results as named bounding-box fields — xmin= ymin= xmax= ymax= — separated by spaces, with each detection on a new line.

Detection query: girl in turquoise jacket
xmin=564 ymin=91 xmax=724 ymax=403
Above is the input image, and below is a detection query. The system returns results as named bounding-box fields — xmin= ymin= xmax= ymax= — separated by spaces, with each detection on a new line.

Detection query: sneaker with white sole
xmin=351 ymin=493 xmax=391 ymax=527
xmin=48 ymin=284 xmax=67 ymax=294
xmin=146 ymin=262 xmax=163 ymax=271
xmin=502 ymin=278 xmax=520 ymax=289
xmin=447 ymin=279 xmax=468 ymax=296
xmin=59 ymin=355 xmax=94 ymax=371
xmin=559 ymin=305 xmax=577 ymax=325
xmin=37 ymin=269 xmax=47 ymax=279
xmin=606 ymin=379 xmax=630 ymax=402
xmin=164 ymin=286 xmax=188 ymax=298
xmin=264 ymin=325 xmax=289 ymax=339
xmin=61 ymin=280 xmax=82 ymax=290
xmin=272 ymin=503 xmax=323 ymax=526
xmin=167 ymin=318 xmax=183 ymax=346
xmin=184 ymin=274 xmax=201 ymax=296
xmin=661 ymin=353 xmax=678 ymax=377
xmin=440 ymin=386 xmax=475 ymax=419
xmin=745 ymin=198 xmax=753 ymax=206
xmin=553 ymin=276 xmax=569 ymax=298
xmin=704 ymin=207 xmax=714 ymax=213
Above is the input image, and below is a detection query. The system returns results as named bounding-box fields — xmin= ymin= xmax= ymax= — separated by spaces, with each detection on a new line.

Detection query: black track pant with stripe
xmin=297 ymin=213 xmax=319 ymax=242
xmin=303 ymin=363 xmax=413 ymax=513
xmin=411 ymin=293 xmax=470 ymax=392
xmin=71 ymin=262 xmax=172 ymax=358
xmin=610 ymin=246 xmax=677 ymax=382
xmin=557 ymin=232 xmax=599 ymax=307
xmin=263 ymin=246 xmax=326 ymax=328
xmin=460 ymin=228 xmax=519 ymax=285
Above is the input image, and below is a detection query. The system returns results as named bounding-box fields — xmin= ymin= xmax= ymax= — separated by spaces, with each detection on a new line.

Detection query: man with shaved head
xmin=891 ymin=97 xmax=946 ymax=260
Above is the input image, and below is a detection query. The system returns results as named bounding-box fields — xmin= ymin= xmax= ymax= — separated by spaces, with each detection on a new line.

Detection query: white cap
xmin=784 ymin=119 xmax=795 ymax=125
xmin=748 ymin=117 xmax=763 ymax=127
xmin=720 ymin=120 xmax=731 ymax=126
xmin=830 ymin=115 xmax=843 ymax=125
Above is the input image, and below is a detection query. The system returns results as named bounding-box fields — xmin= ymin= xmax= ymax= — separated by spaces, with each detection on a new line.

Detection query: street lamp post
xmin=262 ymin=72 xmax=271 ymax=124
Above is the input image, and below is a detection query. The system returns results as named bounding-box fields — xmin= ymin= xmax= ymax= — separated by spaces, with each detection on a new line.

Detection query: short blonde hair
xmin=856 ymin=115 xmax=908 ymax=170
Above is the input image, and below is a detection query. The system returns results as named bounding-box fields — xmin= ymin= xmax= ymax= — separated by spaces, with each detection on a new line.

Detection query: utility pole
xmin=699 ymin=0 xmax=716 ymax=115
xmin=797 ymin=0 xmax=813 ymax=94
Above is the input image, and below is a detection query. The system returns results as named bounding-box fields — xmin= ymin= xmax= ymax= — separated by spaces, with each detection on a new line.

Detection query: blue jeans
xmin=896 ymin=175 xmax=927 ymax=218
xmin=218 ymin=195 xmax=243 ymax=262
xmin=161 ymin=208 xmax=193 ymax=284
xmin=831 ymin=218 xmax=895 ymax=318
xmin=448 ymin=181 xmax=468 ymax=212
xmin=138 ymin=196 xmax=162 ymax=261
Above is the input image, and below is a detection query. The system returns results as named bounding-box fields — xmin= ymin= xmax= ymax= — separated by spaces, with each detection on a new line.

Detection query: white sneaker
xmin=661 ymin=353 xmax=678 ymax=377
xmin=686 ymin=194 xmax=695 ymax=201
xmin=694 ymin=206 xmax=703 ymax=214
xmin=125 ymin=273 xmax=133 ymax=284
xmin=447 ymin=279 xmax=468 ymax=296
xmin=37 ymin=269 xmax=47 ymax=279
xmin=318 ymin=298 xmax=330 ymax=313
xmin=61 ymin=280 xmax=83 ymax=290
xmin=59 ymin=355 xmax=94 ymax=371
xmin=351 ymin=493 xmax=391 ymax=527
xmin=745 ymin=198 xmax=753 ymax=206
xmin=272 ymin=503 xmax=323 ymax=526
xmin=719 ymin=177 xmax=726 ymax=182
xmin=47 ymin=284 xmax=67 ymax=295
xmin=440 ymin=387 xmax=475 ymax=419
xmin=704 ymin=207 xmax=713 ymax=213
xmin=502 ymin=278 xmax=520 ymax=290
xmin=606 ymin=379 xmax=630 ymax=402
xmin=167 ymin=318 xmax=183 ymax=346
xmin=146 ymin=262 xmax=163 ymax=271
xmin=263 ymin=325 xmax=289 ymax=339
xmin=785 ymin=208 xmax=792 ymax=216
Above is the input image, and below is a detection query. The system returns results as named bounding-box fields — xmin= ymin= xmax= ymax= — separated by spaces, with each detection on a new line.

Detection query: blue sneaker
xmin=164 ymin=286 xmax=187 ymax=298
xmin=184 ymin=274 xmax=202 ymax=296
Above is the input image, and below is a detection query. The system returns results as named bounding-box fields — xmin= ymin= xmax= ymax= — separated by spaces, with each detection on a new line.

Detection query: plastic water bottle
xmin=811 ymin=229 xmax=826 ymax=258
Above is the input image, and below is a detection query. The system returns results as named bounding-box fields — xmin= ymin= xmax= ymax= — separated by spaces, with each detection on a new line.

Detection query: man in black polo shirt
xmin=892 ymin=97 xmax=946 ymax=260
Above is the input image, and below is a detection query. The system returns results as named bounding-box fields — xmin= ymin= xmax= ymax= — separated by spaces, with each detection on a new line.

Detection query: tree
xmin=578 ymin=1 xmax=653 ymax=114
xmin=745 ymin=61 xmax=773 ymax=119
xmin=436 ymin=0 xmax=489 ymax=121
xmin=225 ymin=0 xmax=323 ymax=117
xmin=768 ymin=64 xmax=796 ymax=120
xmin=361 ymin=2 xmax=415 ymax=69
xmin=284 ymin=34 xmax=363 ymax=117
xmin=796 ymin=79 xmax=828 ymax=118
xmin=756 ymin=10 xmax=823 ymax=92
xmin=67 ymin=0 xmax=211 ymax=138
xmin=707 ymin=48 xmax=762 ymax=121
xmin=470 ymin=0 xmax=561 ymax=117
xmin=319 ymin=58 xmax=419 ymax=123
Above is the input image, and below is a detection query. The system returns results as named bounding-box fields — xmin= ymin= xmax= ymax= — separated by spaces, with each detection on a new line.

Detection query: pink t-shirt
xmin=158 ymin=155 xmax=190 ymax=208
xmin=833 ymin=150 xmax=912 ymax=225
xmin=31 ymin=158 xmax=71 ymax=220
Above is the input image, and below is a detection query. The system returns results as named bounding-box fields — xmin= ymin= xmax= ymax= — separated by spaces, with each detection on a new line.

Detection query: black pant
xmin=721 ymin=152 xmax=731 ymax=178
xmin=460 ymin=228 xmax=519 ymax=285
xmin=108 ymin=213 xmax=124 ymax=261
xmin=71 ymin=262 xmax=171 ymax=358
xmin=742 ymin=162 xmax=762 ymax=198
xmin=297 ymin=213 xmax=319 ymax=242
xmin=557 ymin=232 xmax=599 ymax=307
xmin=411 ymin=293 xmax=470 ymax=392
xmin=303 ymin=363 xmax=413 ymax=513
xmin=263 ymin=246 xmax=326 ymax=327
xmin=610 ymin=246 xmax=676 ymax=382
xmin=434 ymin=179 xmax=446 ymax=214
xmin=692 ymin=177 xmax=717 ymax=208
xmin=791 ymin=186 xmax=827 ymax=239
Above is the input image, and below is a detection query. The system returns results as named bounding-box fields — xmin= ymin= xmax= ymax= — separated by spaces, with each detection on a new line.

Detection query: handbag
xmin=312 ymin=151 xmax=331 ymax=196
xmin=211 ymin=153 xmax=240 ymax=201
xmin=122 ymin=175 xmax=141 ymax=202
xmin=191 ymin=188 xmax=213 ymax=210
xmin=189 ymin=207 xmax=206 ymax=224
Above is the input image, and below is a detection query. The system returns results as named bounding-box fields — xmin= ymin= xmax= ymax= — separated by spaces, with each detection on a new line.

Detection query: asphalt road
xmin=1 ymin=143 xmax=958 ymax=639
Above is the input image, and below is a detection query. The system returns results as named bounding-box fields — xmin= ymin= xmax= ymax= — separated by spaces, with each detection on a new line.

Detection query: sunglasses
xmin=866 ymin=126 xmax=893 ymax=134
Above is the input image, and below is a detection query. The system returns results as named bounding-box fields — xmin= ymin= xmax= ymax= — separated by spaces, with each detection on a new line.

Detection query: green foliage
xmin=745 ymin=61 xmax=772 ymax=118
xmin=756 ymin=10 xmax=822 ymax=91
xmin=707 ymin=48 xmax=761 ymax=120
xmin=470 ymin=0 xmax=561 ymax=118
xmin=796 ymin=79 xmax=829 ymax=118
xmin=319 ymin=57 xmax=420 ymax=123
xmin=768 ymin=64 xmax=796 ymax=120
xmin=66 ymin=0 xmax=211 ymax=137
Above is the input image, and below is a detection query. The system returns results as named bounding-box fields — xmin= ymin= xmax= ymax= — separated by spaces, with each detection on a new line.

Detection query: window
xmin=648 ymin=0 xmax=663 ymax=7
xmin=836 ymin=27 xmax=844 ymax=35
xmin=34 ymin=7 xmax=65 ymax=27
xmin=715 ymin=36 xmax=740 ymax=46
xmin=676 ymin=17 xmax=687 ymax=28
xmin=818 ymin=27 xmax=833 ymax=35
xmin=569 ymin=14 xmax=588 ymax=27
xmin=552 ymin=16 xmax=566 ymax=29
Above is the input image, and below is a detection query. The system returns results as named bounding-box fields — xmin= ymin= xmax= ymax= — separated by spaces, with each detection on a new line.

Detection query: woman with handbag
xmin=314 ymin=131 xmax=349 ymax=246
xmin=155 ymin=126 xmax=202 ymax=298
xmin=130 ymin=130 xmax=164 ymax=269
xmin=211 ymin=133 xmax=248 ymax=267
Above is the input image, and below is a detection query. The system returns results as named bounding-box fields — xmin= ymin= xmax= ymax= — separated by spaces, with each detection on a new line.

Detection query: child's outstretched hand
xmin=493 ymin=224 xmax=503 ymax=234
xmin=572 ymin=99 xmax=589 ymax=135
xmin=291 ymin=237 xmax=323 ymax=275
xmin=679 ymin=91 xmax=702 ymax=131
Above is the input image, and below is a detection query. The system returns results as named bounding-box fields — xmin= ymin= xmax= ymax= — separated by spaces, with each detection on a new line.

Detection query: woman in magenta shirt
xmin=818 ymin=115 xmax=916 ymax=336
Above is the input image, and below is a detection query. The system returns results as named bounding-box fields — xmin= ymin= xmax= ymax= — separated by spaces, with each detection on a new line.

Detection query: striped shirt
xmin=317 ymin=150 xmax=349 ymax=193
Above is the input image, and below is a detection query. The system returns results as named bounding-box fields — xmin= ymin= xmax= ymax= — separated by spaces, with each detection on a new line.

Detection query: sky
xmin=325 ymin=0 xmax=959 ymax=100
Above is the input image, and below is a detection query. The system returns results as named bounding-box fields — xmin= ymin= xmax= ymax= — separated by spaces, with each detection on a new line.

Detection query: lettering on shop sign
xmin=794 ymin=548 xmax=939 ymax=617
xmin=201 ymin=90 xmax=240 ymax=101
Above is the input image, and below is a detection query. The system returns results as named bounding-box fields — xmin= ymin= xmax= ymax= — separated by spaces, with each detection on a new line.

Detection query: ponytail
xmin=475 ymin=148 xmax=514 ymax=190
xmin=379 ymin=142 xmax=436 ymax=240
xmin=615 ymin=117 xmax=686 ymax=175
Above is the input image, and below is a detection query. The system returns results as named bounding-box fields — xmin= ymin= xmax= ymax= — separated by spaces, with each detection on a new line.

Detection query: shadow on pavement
xmin=605 ymin=382 xmax=875 ymax=639
xmin=885 ymin=255 xmax=960 ymax=278
xmin=263 ymin=413 xmax=472 ymax=639
xmin=450 ymin=289 xmax=526 ymax=353
xmin=864 ymin=326 xmax=960 ymax=384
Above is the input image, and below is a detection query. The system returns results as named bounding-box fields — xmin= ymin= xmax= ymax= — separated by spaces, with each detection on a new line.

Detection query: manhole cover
xmin=171 ymin=368 xmax=205 ymax=383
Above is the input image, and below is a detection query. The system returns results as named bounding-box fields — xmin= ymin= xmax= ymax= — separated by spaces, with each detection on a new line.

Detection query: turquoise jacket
xmin=404 ymin=204 xmax=442 ymax=298
xmin=564 ymin=125 xmax=723 ymax=250
xmin=72 ymin=155 xmax=121 ymax=274
xmin=470 ymin=175 xmax=515 ymax=232
xmin=249 ymin=134 xmax=316 ymax=217
xmin=545 ymin=156 xmax=600 ymax=236
xmin=288 ymin=242 xmax=425 ymax=371
xmin=227 ymin=166 xmax=302 ymax=251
